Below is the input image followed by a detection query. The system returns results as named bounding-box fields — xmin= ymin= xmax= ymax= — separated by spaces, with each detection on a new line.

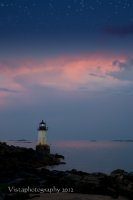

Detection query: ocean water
xmin=6 ymin=140 xmax=133 ymax=174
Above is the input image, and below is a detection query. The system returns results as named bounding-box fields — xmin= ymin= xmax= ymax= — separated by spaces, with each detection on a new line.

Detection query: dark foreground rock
xmin=0 ymin=142 xmax=64 ymax=176
xmin=0 ymin=142 xmax=133 ymax=200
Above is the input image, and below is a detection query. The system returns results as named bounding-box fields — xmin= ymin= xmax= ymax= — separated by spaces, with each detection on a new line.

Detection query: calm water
xmin=6 ymin=140 xmax=133 ymax=174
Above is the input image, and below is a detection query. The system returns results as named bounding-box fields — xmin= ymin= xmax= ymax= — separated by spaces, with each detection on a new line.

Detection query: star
xmin=0 ymin=3 xmax=4 ymax=7
xmin=18 ymin=5 xmax=22 ymax=9
xmin=89 ymin=6 xmax=95 ymax=11
xmin=96 ymin=0 xmax=102 ymax=6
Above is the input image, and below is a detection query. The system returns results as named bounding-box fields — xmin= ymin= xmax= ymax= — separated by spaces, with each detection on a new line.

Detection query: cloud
xmin=89 ymin=72 xmax=106 ymax=78
xmin=109 ymin=58 xmax=133 ymax=81
xmin=103 ymin=24 xmax=133 ymax=37
xmin=112 ymin=59 xmax=133 ymax=70
xmin=0 ymin=87 xmax=19 ymax=93
xmin=0 ymin=53 xmax=131 ymax=106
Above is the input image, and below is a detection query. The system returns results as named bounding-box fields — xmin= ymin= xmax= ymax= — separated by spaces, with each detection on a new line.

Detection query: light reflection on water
xmin=6 ymin=140 xmax=133 ymax=174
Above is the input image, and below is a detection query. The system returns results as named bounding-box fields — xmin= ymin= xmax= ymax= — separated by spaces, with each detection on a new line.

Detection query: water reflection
xmin=51 ymin=140 xmax=126 ymax=149
xmin=51 ymin=140 xmax=133 ymax=173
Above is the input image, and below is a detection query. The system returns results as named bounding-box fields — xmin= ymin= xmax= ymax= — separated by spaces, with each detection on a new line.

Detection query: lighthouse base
xmin=36 ymin=144 xmax=50 ymax=154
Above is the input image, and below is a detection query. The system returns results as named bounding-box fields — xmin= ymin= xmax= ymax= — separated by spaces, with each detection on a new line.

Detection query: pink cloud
xmin=0 ymin=53 xmax=130 ymax=105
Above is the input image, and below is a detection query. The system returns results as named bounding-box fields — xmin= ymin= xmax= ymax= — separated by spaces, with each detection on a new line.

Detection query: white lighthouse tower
xmin=37 ymin=120 xmax=48 ymax=145
xmin=36 ymin=120 xmax=50 ymax=153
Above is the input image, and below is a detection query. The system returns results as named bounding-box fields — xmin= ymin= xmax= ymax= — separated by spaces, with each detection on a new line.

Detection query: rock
xmin=4 ymin=193 xmax=30 ymax=200
xmin=63 ymin=173 xmax=81 ymax=182
xmin=8 ymin=178 xmax=25 ymax=186
xmin=111 ymin=169 xmax=128 ymax=177
xmin=110 ymin=169 xmax=133 ymax=199
xmin=0 ymin=192 xmax=5 ymax=200
xmin=0 ymin=142 xmax=64 ymax=180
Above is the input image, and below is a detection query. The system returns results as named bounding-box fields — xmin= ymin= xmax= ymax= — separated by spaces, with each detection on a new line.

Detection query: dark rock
xmin=0 ymin=192 xmax=5 ymax=200
xmin=111 ymin=169 xmax=128 ymax=177
xmin=29 ymin=194 xmax=40 ymax=199
xmin=110 ymin=169 xmax=133 ymax=199
xmin=36 ymin=144 xmax=50 ymax=154
xmin=5 ymin=193 xmax=30 ymax=200
xmin=0 ymin=142 xmax=64 ymax=176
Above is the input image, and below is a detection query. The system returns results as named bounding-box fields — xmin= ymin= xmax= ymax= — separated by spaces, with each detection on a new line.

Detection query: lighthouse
xmin=36 ymin=120 xmax=50 ymax=154
xmin=37 ymin=120 xmax=48 ymax=145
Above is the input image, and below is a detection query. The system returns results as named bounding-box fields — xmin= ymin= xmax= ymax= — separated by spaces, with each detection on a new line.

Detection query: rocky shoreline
xmin=0 ymin=142 xmax=133 ymax=200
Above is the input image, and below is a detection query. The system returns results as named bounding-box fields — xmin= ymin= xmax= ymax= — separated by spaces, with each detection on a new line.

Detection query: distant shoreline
xmin=6 ymin=139 xmax=133 ymax=142
xmin=112 ymin=139 xmax=133 ymax=142
xmin=8 ymin=139 xmax=32 ymax=142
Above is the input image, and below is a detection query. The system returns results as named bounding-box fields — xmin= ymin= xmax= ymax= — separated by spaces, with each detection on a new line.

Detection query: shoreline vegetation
xmin=0 ymin=142 xmax=133 ymax=200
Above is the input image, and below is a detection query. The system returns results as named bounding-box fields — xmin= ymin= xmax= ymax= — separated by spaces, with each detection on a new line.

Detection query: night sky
xmin=0 ymin=0 xmax=133 ymax=143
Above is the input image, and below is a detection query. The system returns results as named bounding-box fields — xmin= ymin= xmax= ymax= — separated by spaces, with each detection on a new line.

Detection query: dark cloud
xmin=108 ymin=58 xmax=133 ymax=81
xmin=89 ymin=73 xmax=106 ymax=78
xmin=103 ymin=24 xmax=133 ymax=37
xmin=112 ymin=59 xmax=133 ymax=70
xmin=0 ymin=88 xmax=19 ymax=93
xmin=0 ymin=59 xmax=20 ymax=69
